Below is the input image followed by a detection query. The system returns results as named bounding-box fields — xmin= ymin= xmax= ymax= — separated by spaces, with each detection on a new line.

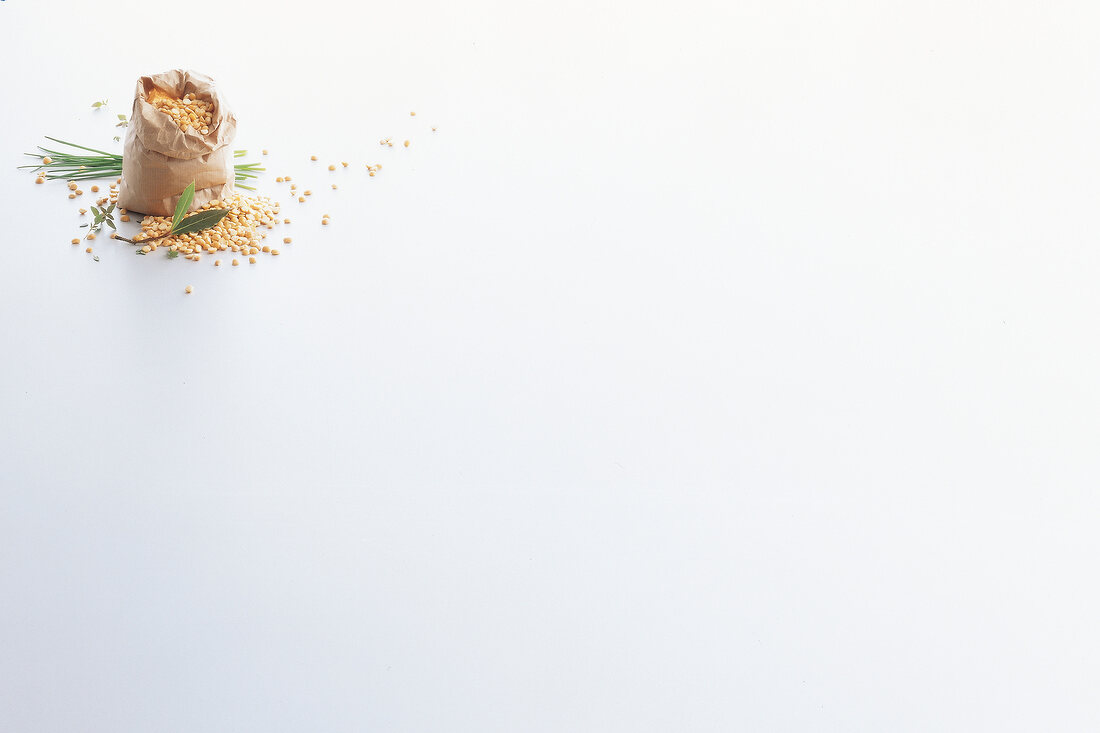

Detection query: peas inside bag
xmin=117 ymin=69 xmax=238 ymax=216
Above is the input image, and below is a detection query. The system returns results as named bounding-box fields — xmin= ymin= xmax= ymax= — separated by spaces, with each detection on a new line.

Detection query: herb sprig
xmin=81 ymin=202 xmax=116 ymax=240
xmin=20 ymin=137 xmax=264 ymax=190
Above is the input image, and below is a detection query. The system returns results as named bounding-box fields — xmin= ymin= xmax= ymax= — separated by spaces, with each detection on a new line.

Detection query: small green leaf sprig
xmin=80 ymin=202 xmax=116 ymax=241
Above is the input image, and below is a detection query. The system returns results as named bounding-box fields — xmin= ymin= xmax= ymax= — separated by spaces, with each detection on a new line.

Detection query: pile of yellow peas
xmin=133 ymin=193 xmax=283 ymax=260
xmin=148 ymin=88 xmax=214 ymax=135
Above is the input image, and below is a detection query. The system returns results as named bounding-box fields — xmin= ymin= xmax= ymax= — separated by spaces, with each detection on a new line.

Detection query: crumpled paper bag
xmin=117 ymin=69 xmax=238 ymax=216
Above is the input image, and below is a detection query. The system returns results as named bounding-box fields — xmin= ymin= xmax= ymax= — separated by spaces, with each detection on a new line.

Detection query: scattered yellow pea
xmin=271 ymin=249 xmax=280 ymax=255
xmin=283 ymin=218 xmax=291 ymax=224
xmin=283 ymin=237 xmax=292 ymax=244
xmin=85 ymin=247 xmax=93 ymax=253
xmin=262 ymin=149 xmax=269 ymax=155
xmin=298 ymin=196 xmax=305 ymax=203
xmin=310 ymin=155 xmax=318 ymax=161
xmin=328 ymin=164 xmax=336 ymax=171
xmin=215 ymin=260 xmax=221 ymax=266
xmin=276 ymin=176 xmax=284 ymax=183
xmin=87 ymin=233 xmax=95 ymax=240
xmin=120 ymin=215 xmax=130 ymax=222
xmin=403 ymin=140 xmax=410 ymax=147
xmin=249 ymin=257 xmax=256 ymax=264
xmin=68 ymin=193 xmax=76 ymax=199
xmin=43 ymin=157 xmax=53 ymax=164
xmin=91 ymin=185 xmax=99 ymax=193
xmin=68 ymin=182 xmax=77 ymax=191
xmin=232 ymin=259 xmax=239 ymax=266
xmin=35 ymin=177 xmax=45 ymax=184
xmin=331 ymin=184 xmax=338 ymax=189
xmin=185 ymin=285 xmax=193 ymax=294
xmin=71 ymin=238 xmax=80 ymax=245
xmin=410 ymin=111 xmax=416 ymax=116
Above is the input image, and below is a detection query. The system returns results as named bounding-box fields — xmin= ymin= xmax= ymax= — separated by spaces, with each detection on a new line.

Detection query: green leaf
xmin=90 ymin=206 xmax=100 ymax=216
xmin=42 ymin=136 xmax=113 ymax=156
xmin=171 ymin=209 xmax=229 ymax=237
xmin=106 ymin=220 xmax=116 ymax=230
xmin=172 ymin=181 xmax=196 ymax=231
xmin=135 ymin=249 xmax=147 ymax=255
xmin=166 ymin=249 xmax=180 ymax=259
xmin=91 ymin=100 xmax=107 ymax=108
xmin=117 ymin=114 xmax=127 ymax=121
xmin=93 ymin=255 xmax=100 ymax=262
xmin=113 ymin=136 xmax=121 ymax=142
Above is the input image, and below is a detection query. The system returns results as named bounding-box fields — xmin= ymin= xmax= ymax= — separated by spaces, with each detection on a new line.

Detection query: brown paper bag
xmin=117 ymin=70 xmax=238 ymax=216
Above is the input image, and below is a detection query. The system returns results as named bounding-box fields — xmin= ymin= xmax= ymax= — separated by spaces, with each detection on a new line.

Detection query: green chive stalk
xmin=20 ymin=137 xmax=264 ymax=191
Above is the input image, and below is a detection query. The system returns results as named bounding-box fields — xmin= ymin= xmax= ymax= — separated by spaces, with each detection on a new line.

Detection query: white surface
xmin=2 ymin=1 xmax=1100 ymax=730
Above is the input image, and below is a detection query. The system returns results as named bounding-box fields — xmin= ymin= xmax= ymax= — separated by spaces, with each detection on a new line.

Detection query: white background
xmin=2 ymin=0 xmax=1099 ymax=730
